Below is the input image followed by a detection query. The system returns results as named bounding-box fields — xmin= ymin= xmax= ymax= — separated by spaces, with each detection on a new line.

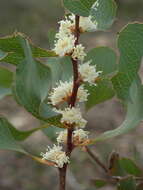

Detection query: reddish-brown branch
xmin=69 ymin=15 xmax=80 ymax=107
xmin=59 ymin=167 xmax=66 ymax=190
xmin=59 ymin=15 xmax=80 ymax=190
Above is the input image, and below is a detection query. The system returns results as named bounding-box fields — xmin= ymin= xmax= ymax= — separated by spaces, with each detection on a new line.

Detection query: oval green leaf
xmin=112 ymin=23 xmax=143 ymax=100
xmin=90 ymin=0 xmax=117 ymax=30
xmin=63 ymin=0 xmax=96 ymax=16
xmin=0 ymin=32 xmax=56 ymax=65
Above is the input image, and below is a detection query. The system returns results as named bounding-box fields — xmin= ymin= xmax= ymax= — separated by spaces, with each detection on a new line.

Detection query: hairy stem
xmin=85 ymin=147 xmax=109 ymax=173
xmin=59 ymin=15 xmax=80 ymax=190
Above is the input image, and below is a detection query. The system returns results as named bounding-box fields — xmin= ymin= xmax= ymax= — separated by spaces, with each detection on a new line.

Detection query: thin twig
xmin=85 ymin=146 xmax=109 ymax=173
xmin=112 ymin=175 xmax=143 ymax=181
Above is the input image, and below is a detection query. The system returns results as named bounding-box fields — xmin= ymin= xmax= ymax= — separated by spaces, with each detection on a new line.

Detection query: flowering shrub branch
xmin=41 ymin=11 xmax=102 ymax=189
xmin=1 ymin=0 xmax=143 ymax=189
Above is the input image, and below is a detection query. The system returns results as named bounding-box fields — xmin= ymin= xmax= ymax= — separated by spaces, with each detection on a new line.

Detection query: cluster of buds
xmin=41 ymin=13 xmax=101 ymax=168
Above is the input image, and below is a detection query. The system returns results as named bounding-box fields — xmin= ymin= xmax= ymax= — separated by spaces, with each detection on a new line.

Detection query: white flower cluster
xmin=69 ymin=14 xmax=98 ymax=32
xmin=57 ymin=129 xmax=89 ymax=145
xmin=56 ymin=19 xmax=73 ymax=39
xmin=79 ymin=61 xmax=102 ymax=85
xmin=79 ymin=16 xmax=97 ymax=32
xmin=57 ymin=130 xmax=68 ymax=144
xmin=73 ymin=129 xmax=89 ymax=145
xmin=41 ymin=144 xmax=69 ymax=168
xmin=72 ymin=44 xmax=86 ymax=61
xmin=53 ymin=14 xmax=97 ymax=59
xmin=49 ymin=81 xmax=89 ymax=106
xmin=55 ymin=107 xmax=87 ymax=128
xmin=53 ymin=35 xmax=75 ymax=57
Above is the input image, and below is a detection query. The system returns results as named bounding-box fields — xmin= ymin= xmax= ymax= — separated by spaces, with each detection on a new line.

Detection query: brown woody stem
xmin=59 ymin=167 xmax=66 ymax=190
xmin=59 ymin=15 xmax=80 ymax=190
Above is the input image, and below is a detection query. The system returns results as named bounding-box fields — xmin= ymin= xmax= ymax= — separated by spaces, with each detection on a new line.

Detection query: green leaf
xmin=13 ymin=35 xmax=59 ymax=125
xmin=85 ymin=47 xmax=117 ymax=76
xmin=39 ymin=56 xmax=72 ymax=126
xmin=63 ymin=0 xmax=96 ymax=16
xmin=86 ymin=79 xmax=115 ymax=110
xmin=90 ymin=0 xmax=117 ymax=30
xmin=0 ymin=116 xmax=56 ymax=166
xmin=59 ymin=56 xmax=73 ymax=81
xmin=45 ymin=56 xmax=73 ymax=87
xmin=91 ymin=78 xmax=143 ymax=143
xmin=112 ymin=23 xmax=143 ymax=100
xmin=118 ymin=177 xmax=136 ymax=190
xmin=0 ymin=117 xmax=56 ymax=142
xmin=85 ymin=47 xmax=117 ymax=109
xmin=0 ymin=67 xmax=13 ymax=100
xmin=0 ymin=32 xmax=56 ymax=65
xmin=119 ymin=158 xmax=142 ymax=177
xmin=42 ymin=126 xmax=63 ymax=142
xmin=108 ymin=154 xmax=142 ymax=177
xmin=0 ymin=116 xmax=27 ymax=154
xmin=48 ymin=28 xmax=56 ymax=49
xmin=0 ymin=67 xmax=13 ymax=88
xmin=92 ymin=179 xmax=108 ymax=188
xmin=39 ymin=103 xmax=62 ymax=128
xmin=0 ymin=117 xmax=37 ymax=141
xmin=108 ymin=152 xmax=126 ymax=176
xmin=46 ymin=57 xmax=62 ymax=86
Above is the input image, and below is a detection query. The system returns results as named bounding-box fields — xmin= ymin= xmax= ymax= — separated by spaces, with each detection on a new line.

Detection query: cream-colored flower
xmin=69 ymin=14 xmax=97 ymax=32
xmin=79 ymin=61 xmax=102 ymax=85
xmin=77 ymin=85 xmax=89 ymax=102
xmin=72 ymin=44 xmax=86 ymax=61
xmin=41 ymin=144 xmax=69 ymax=168
xmin=73 ymin=129 xmax=89 ymax=144
xmin=49 ymin=81 xmax=89 ymax=106
xmin=55 ymin=107 xmax=87 ymax=128
xmin=56 ymin=129 xmax=89 ymax=144
xmin=57 ymin=130 xmax=68 ymax=144
xmin=53 ymin=35 xmax=75 ymax=57
xmin=56 ymin=19 xmax=74 ymax=39
xmin=80 ymin=16 xmax=98 ymax=32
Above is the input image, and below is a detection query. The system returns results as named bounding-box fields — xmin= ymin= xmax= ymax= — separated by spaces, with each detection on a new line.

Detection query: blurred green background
xmin=0 ymin=0 xmax=143 ymax=190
